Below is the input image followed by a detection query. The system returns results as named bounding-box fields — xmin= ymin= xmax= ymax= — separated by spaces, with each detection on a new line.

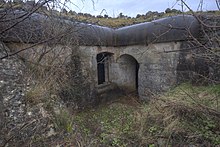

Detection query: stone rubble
xmin=0 ymin=44 xmax=60 ymax=146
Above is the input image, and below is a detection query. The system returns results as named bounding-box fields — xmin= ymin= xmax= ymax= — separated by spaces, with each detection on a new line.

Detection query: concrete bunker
xmin=116 ymin=54 xmax=139 ymax=93
xmin=0 ymin=13 xmax=206 ymax=104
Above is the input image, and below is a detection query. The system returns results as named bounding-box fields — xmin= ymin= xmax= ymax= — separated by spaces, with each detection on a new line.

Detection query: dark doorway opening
xmin=96 ymin=52 xmax=112 ymax=85
xmin=97 ymin=53 xmax=105 ymax=84
xmin=136 ymin=62 xmax=139 ymax=90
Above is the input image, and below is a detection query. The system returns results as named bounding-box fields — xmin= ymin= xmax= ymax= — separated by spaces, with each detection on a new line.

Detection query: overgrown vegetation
xmin=74 ymin=103 xmax=136 ymax=146
xmin=71 ymin=83 xmax=220 ymax=146
xmin=69 ymin=11 xmax=219 ymax=28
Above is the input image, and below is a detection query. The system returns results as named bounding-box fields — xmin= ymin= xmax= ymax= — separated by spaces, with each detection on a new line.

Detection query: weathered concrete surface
xmin=0 ymin=12 xmax=199 ymax=46
xmin=111 ymin=54 xmax=138 ymax=92
xmin=114 ymin=15 xmax=200 ymax=46
xmin=2 ymin=41 xmax=183 ymax=101
xmin=76 ymin=41 xmax=180 ymax=100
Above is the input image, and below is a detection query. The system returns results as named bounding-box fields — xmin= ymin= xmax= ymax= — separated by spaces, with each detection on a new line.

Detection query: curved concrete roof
xmin=114 ymin=15 xmax=200 ymax=46
xmin=0 ymin=11 xmax=200 ymax=46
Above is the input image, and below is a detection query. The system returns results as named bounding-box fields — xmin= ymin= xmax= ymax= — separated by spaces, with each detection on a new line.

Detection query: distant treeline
xmin=0 ymin=0 xmax=182 ymax=18
xmin=0 ymin=0 xmax=218 ymax=28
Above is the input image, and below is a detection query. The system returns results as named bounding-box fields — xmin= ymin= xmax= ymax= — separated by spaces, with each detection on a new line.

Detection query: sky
xmin=67 ymin=0 xmax=218 ymax=17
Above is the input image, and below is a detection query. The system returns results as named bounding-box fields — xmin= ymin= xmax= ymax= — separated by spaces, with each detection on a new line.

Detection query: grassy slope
xmin=59 ymin=11 xmax=220 ymax=28
xmin=60 ymin=13 xmax=181 ymax=28
xmin=67 ymin=83 xmax=220 ymax=146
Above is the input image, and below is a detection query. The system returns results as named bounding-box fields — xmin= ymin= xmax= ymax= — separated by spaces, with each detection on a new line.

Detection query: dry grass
xmin=71 ymin=83 xmax=220 ymax=146
xmin=23 ymin=53 xmax=220 ymax=146
xmin=50 ymin=11 xmax=220 ymax=28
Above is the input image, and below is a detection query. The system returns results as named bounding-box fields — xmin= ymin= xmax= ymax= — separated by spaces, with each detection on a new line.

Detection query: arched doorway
xmin=117 ymin=54 xmax=139 ymax=93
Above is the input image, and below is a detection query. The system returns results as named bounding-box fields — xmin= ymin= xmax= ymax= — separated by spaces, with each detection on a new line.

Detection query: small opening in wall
xmin=96 ymin=52 xmax=113 ymax=85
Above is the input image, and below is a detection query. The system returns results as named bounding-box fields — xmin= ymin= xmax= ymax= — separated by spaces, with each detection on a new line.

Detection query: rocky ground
xmin=0 ymin=43 xmax=59 ymax=146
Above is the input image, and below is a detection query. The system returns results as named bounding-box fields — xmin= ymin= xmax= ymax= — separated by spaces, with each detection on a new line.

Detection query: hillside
xmin=65 ymin=11 xmax=219 ymax=28
xmin=0 ymin=1 xmax=219 ymax=28
xmin=45 ymin=9 xmax=220 ymax=28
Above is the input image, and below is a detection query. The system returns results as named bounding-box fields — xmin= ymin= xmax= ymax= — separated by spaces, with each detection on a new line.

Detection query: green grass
xmin=74 ymin=103 xmax=137 ymax=146
xmin=23 ymin=82 xmax=220 ymax=146
xmin=71 ymin=83 xmax=220 ymax=146
xmin=53 ymin=109 xmax=73 ymax=133
xmin=164 ymin=83 xmax=220 ymax=110
xmin=49 ymin=10 xmax=220 ymax=28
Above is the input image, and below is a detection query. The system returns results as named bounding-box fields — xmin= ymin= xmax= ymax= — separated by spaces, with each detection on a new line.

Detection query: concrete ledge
xmin=96 ymin=83 xmax=118 ymax=94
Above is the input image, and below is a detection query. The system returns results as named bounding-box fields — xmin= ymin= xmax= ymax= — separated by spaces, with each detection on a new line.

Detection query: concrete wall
xmin=6 ymin=39 xmax=214 ymax=106
xmin=111 ymin=54 xmax=138 ymax=92
xmin=77 ymin=41 xmax=181 ymax=100
xmin=3 ymin=41 xmax=185 ymax=102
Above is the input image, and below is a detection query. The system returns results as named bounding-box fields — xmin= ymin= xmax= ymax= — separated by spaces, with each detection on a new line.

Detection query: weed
xmin=53 ymin=109 xmax=73 ymax=133
xmin=74 ymin=103 xmax=137 ymax=146
xmin=24 ymin=85 xmax=48 ymax=105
